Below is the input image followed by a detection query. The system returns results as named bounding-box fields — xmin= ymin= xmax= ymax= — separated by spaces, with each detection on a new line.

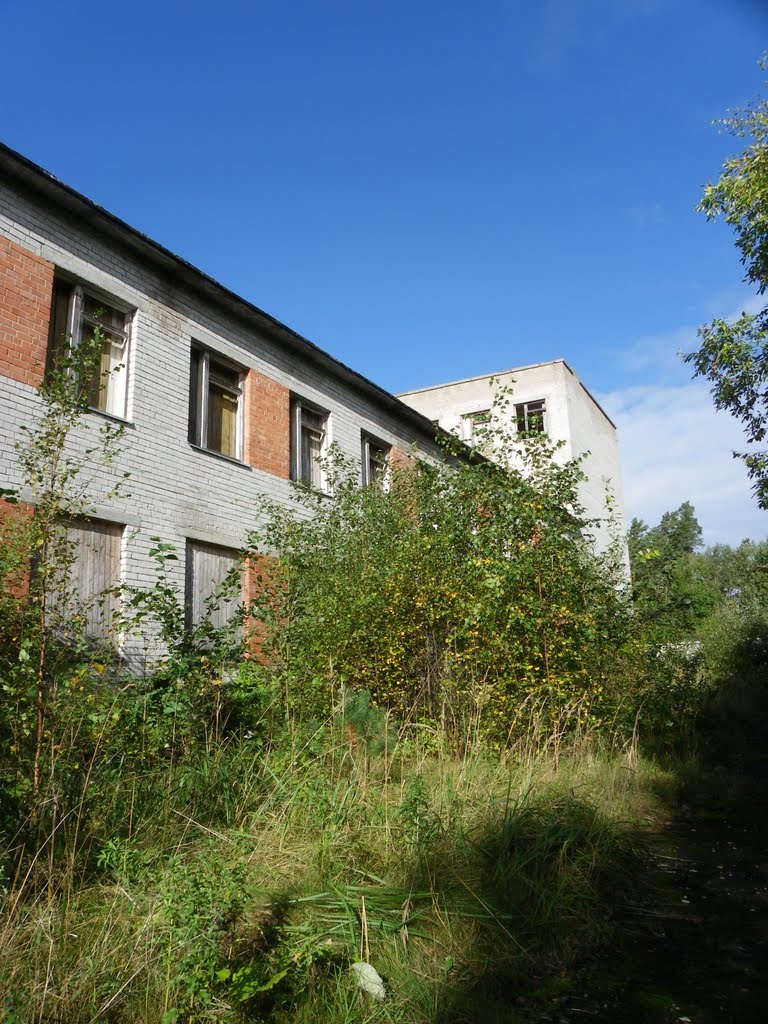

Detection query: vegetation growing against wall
xmin=248 ymin=410 xmax=634 ymax=740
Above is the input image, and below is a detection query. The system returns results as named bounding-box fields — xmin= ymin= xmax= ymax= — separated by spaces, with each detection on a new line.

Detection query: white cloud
xmin=614 ymin=293 xmax=766 ymax=383
xmin=697 ymin=288 xmax=765 ymax=322
xmin=599 ymin=381 xmax=766 ymax=547
xmin=618 ymin=324 xmax=698 ymax=377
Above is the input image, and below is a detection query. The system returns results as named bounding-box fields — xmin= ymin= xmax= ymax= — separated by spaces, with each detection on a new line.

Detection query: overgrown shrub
xmin=249 ymin=419 xmax=634 ymax=742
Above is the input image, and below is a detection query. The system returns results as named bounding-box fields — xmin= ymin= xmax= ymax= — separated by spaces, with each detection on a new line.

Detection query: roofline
xmin=398 ymin=359 xmax=617 ymax=431
xmin=0 ymin=142 xmax=449 ymax=446
xmin=397 ymin=359 xmax=571 ymax=395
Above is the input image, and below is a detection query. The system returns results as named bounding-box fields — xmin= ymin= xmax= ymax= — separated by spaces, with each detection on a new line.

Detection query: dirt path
xmin=551 ymin=727 xmax=768 ymax=1023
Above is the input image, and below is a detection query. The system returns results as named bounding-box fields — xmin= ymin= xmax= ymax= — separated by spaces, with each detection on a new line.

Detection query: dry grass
xmin=0 ymin=720 xmax=671 ymax=1023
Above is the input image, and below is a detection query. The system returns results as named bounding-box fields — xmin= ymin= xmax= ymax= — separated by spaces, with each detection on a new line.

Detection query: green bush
xmin=250 ymin=422 xmax=633 ymax=742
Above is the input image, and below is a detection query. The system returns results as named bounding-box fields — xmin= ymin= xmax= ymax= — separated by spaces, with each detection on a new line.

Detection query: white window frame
xmin=514 ymin=399 xmax=546 ymax=434
xmin=291 ymin=396 xmax=330 ymax=491
xmin=50 ymin=280 xmax=132 ymax=419
xmin=188 ymin=346 xmax=244 ymax=461
xmin=361 ymin=433 xmax=391 ymax=489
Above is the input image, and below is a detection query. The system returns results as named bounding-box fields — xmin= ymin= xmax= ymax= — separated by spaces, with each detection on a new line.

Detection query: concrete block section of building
xmin=398 ymin=360 xmax=628 ymax=558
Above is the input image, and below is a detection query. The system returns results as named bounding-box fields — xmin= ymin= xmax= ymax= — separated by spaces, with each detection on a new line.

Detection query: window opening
xmin=291 ymin=397 xmax=329 ymax=489
xmin=49 ymin=281 xmax=131 ymax=418
xmin=189 ymin=347 xmax=243 ymax=460
xmin=462 ymin=409 xmax=491 ymax=445
xmin=185 ymin=540 xmax=242 ymax=630
xmin=362 ymin=434 xmax=390 ymax=488
xmin=515 ymin=399 xmax=546 ymax=434
xmin=45 ymin=518 xmax=123 ymax=643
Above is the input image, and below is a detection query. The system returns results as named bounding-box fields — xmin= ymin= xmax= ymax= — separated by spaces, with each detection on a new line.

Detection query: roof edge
xmin=0 ymin=142 xmax=445 ymax=445
xmin=398 ymin=359 xmax=617 ymax=431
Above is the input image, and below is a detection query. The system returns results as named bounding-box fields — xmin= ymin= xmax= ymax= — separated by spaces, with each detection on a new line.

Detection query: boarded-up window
xmin=186 ymin=541 xmax=242 ymax=629
xmin=48 ymin=519 xmax=122 ymax=642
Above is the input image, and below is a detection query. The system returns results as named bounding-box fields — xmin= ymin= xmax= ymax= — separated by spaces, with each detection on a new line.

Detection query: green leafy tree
xmin=684 ymin=56 xmax=768 ymax=507
xmin=694 ymin=537 xmax=768 ymax=685
xmin=628 ymin=502 xmax=717 ymax=640
xmin=0 ymin=324 xmax=127 ymax=826
xmin=695 ymin=538 xmax=768 ymax=609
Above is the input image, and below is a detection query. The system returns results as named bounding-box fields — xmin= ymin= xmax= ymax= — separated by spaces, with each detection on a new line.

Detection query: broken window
xmin=515 ymin=399 xmax=546 ymax=434
xmin=361 ymin=433 xmax=390 ymax=488
xmin=461 ymin=409 xmax=491 ymax=445
xmin=291 ymin=397 xmax=329 ymax=489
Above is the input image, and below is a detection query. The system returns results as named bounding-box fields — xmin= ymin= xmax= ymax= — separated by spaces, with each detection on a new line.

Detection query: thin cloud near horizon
xmin=599 ymin=380 xmax=766 ymax=547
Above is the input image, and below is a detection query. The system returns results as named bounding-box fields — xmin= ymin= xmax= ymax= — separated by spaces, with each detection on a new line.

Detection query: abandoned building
xmin=0 ymin=143 xmax=627 ymax=648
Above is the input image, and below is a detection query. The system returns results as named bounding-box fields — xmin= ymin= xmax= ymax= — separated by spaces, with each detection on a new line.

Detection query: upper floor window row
xmin=461 ymin=401 xmax=547 ymax=444
xmin=49 ymin=280 xmax=132 ymax=419
xmin=46 ymin=279 xmax=398 ymax=484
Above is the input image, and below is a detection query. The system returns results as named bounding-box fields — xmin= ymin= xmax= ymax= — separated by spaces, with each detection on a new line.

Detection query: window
xmin=47 ymin=519 xmax=122 ymax=642
xmin=188 ymin=347 xmax=243 ymax=460
xmin=49 ymin=280 xmax=131 ymax=418
xmin=361 ymin=433 xmax=390 ymax=488
xmin=461 ymin=409 xmax=491 ymax=445
xmin=186 ymin=540 xmax=242 ymax=629
xmin=291 ymin=397 xmax=329 ymax=489
xmin=515 ymin=399 xmax=546 ymax=434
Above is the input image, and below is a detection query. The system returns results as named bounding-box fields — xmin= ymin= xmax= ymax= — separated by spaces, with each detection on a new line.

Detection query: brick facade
xmin=390 ymin=446 xmax=413 ymax=470
xmin=0 ymin=236 xmax=53 ymax=388
xmin=245 ymin=369 xmax=291 ymax=479
xmin=0 ymin=497 xmax=35 ymax=597
xmin=242 ymin=552 xmax=285 ymax=662
xmin=0 ymin=143 xmax=445 ymax=659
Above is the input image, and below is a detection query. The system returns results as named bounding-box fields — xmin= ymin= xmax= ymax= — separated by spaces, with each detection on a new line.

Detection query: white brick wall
xmin=0 ymin=178 xmax=444 ymax=655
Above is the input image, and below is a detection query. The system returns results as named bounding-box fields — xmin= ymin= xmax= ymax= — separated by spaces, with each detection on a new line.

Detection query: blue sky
xmin=1 ymin=0 xmax=766 ymax=544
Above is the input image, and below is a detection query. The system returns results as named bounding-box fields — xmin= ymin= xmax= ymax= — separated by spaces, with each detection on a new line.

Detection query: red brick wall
xmin=0 ymin=498 xmax=35 ymax=597
xmin=0 ymin=237 xmax=54 ymax=388
xmin=244 ymin=369 xmax=291 ymax=478
xmin=242 ymin=552 xmax=285 ymax=663
xmin=390 ymin=446 xmax=413 ymax=470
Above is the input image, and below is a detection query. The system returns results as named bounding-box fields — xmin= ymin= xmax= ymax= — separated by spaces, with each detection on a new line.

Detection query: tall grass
xmin=0 ymin=710 xmax=667 ymax=1024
